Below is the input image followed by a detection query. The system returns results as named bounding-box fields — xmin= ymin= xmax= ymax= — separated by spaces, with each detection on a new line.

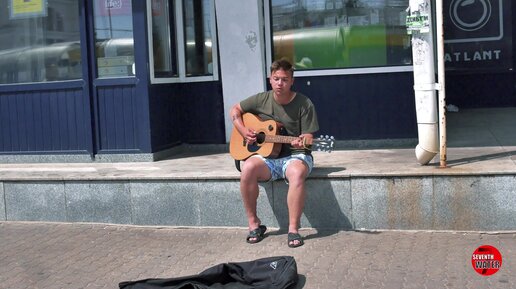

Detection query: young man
xmin=229 ymin=59 xmax=319 ymax=248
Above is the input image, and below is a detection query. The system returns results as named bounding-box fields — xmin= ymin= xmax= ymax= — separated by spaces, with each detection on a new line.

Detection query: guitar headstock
xmin=313 ymin=135 xmax=335 ymax=153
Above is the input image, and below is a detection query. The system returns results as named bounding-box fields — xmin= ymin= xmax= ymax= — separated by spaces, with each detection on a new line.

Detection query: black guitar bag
xmin=119 ymin=256 xmax=298 ymax=289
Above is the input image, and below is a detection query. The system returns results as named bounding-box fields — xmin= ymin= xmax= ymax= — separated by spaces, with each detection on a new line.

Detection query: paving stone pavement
xmin=0 ymin=222 xmax=514 ymax=289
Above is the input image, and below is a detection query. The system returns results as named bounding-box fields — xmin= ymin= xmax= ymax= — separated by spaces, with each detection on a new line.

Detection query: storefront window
xmin=93 ymin=0 xmax=135 ymax=78
xmin=149 ymin=0 xmax=217 ymax=82
xmin=270 ymin=0 xmax=412 ymax=70
xmin=0 ymin=0 xmax=81 ymax=84
xmin=183 ymin=0 xmax=213 ymax=76
xmin=151 ymin=0 xmax=178 ymax=77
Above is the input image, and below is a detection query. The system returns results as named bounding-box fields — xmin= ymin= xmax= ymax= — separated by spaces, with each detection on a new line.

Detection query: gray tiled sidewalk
xmin=0 ymin=222 xmax=514 ymax=289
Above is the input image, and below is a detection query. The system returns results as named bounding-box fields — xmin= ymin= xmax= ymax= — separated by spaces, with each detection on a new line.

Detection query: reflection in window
xmin=271 ymin=0 xmax=412 ymax=70
xmin=151 ymin=0 xmax=178 ymax=77
xmin=0 ymin=0 xmax=81 ymax=84
xmin=183 ymin=0 xmax=213 ymax=76
xmin=149 ymin=0 xmax=215 ymax=80
xmin=93 ymin=0 xmax=135 ymax=78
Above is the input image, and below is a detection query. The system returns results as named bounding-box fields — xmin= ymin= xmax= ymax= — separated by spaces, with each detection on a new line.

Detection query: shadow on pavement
xmin=429 ymin=150 xmax=516 ymax=167
xmin=266 ymin=174 xmax=352 ymax=242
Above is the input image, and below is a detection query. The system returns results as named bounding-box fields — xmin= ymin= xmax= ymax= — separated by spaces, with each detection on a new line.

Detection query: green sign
xmin=406 ymin=14 xmax=430 ymax=34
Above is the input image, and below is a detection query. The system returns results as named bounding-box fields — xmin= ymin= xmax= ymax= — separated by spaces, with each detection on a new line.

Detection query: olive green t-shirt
xmin=240 ymin=91 xmax=319 ymax=157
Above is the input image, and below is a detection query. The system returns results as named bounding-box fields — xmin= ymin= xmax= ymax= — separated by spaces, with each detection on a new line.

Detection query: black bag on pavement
xmin=119 ymin=256 xmax=298 ymax=289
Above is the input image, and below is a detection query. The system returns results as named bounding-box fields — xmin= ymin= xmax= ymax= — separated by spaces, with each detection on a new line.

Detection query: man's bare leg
xmin=240 ymin=157 xmax=271 ymax=241
xmin=285 ymin=160 xmax=309 ymax=247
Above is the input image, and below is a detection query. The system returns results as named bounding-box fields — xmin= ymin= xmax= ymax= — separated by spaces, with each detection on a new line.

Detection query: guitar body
xmin=229 ymin=113 xmax=283 ymax=160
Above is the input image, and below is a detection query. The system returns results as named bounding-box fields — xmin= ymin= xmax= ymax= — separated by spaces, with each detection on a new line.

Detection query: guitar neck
xmin=264 ymin=135 xmax=312 ymax=145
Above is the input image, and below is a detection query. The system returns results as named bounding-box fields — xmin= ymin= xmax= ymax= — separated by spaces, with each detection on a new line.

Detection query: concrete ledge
xmin=0 ymin=154 xmax=93 ymax=163
xmin=5 ymin=182 xmax=67 ymax=222
xmin=0 ymin=182 xmax=5 ymax=221
xmin=0 ymin=139 xmax=416 ymax=164
xmin=2 ymin=175 xmax=515 ymax=231
xmin=0 ymin=144 xmax=229 ymax=164
xmin=334 ymin=138 xmax=418 ymax=150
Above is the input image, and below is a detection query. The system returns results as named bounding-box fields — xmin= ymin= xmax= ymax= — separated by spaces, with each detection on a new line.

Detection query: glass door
xmin=92 ymin=0 xmax=135 ymax=78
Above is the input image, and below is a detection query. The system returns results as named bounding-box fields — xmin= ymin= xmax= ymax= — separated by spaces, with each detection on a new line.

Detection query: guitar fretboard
xmin=264 ymin=135 xmax=313 ymax=145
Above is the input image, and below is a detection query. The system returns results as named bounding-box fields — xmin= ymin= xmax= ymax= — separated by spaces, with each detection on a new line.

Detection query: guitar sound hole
xmin=256 ymin=132 xmax=266 ymax=144
xmin=247 ymin=132 xmax=266 ymax=153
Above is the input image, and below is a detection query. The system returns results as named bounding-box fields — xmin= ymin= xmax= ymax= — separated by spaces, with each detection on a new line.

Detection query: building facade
xmin=0 ymin=0 xmax=514 ymax=161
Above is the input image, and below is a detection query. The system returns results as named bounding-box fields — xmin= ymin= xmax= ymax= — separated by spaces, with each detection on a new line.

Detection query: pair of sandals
xmin=246 ymin=225 xmax=304 ymax=248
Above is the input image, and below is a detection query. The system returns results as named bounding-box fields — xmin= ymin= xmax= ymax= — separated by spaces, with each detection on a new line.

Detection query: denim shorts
xmin=250 ymin=153 xmax=314 ymax=182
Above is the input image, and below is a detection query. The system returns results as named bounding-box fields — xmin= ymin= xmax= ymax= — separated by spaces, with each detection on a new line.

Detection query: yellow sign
xmin=10 ymin=0 xmax=47 ymax=19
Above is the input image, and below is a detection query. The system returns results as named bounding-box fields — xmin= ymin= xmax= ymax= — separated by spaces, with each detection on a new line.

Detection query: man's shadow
xmin=265 ymin=166 xmax=352 ymax=240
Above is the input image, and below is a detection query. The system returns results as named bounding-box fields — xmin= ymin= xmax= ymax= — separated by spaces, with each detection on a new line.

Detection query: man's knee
xmin=241 ymin=158 xmax=270 ymax=181
xmin=242 ymin=158 xmax=261 ymax=173
xmin=285 ymin=161 xmax=309 ymax=182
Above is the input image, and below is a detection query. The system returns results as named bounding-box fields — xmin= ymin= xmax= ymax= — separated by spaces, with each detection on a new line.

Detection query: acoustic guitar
xmin=229 ymin=113 xmax=334 ymax=161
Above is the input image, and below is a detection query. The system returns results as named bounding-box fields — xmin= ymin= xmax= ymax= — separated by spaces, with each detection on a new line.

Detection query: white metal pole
xmin=435 ymin=0 xmax=447 ymax=168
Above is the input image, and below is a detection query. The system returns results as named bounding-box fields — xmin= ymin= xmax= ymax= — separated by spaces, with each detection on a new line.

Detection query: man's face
xmin=270 ymin=69 xmax=294 ymax=95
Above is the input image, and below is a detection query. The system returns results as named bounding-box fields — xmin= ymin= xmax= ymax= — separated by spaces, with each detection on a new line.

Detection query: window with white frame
xmin=267 ymin=0 xmax=412 ymax=74
xmin=148 ymin=0 xmax=218 ymax=83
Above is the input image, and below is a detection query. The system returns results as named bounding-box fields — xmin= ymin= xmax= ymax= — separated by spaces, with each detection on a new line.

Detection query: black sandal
xmin=246 ymin=225 xmax=267 ymax=244
xmin=287 ymin=232 xmax=304 ymax=248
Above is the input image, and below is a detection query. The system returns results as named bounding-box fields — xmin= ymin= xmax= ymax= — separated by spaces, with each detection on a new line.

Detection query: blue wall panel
xmin=148 ymin=81 xmax=225 ymax=150
xmin=149 ymin=84 xmax=183 ymax=151
xmin=291 ymin=72 xmax=418 ymax=140
xmin=0 ymin=95 xmax=12 ymax=150
xmin=178 ymin=82 xmax=225 ymax=144
xmin=96 ymin=85 xmax=140 ymax=152
xmin=0 ymin=87 xmax=92 ymax=154
xmin=445 ymin=72 xmax=515 ymax=108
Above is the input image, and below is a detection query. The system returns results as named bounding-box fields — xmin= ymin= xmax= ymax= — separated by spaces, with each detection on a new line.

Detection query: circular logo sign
xmin=471 ymin=245 xmax=502 ymax=276
xmin=450 ymin=0 xmax=492 ymax=31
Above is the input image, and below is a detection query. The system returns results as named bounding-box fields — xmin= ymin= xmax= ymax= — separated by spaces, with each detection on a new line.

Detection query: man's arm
xmin=230 ymin=103 xmax=257 ymax=144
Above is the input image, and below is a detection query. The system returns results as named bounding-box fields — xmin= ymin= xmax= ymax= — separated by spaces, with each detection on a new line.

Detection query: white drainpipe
xmin=436 ymin=0 xmax=447 ymax=168
xmin=408 ymin=0 xmax=439 ymax=165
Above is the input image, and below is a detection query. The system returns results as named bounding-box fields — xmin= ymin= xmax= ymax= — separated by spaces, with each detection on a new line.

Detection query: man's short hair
xmin=271 ymin=58 xmax=294 ymax=77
